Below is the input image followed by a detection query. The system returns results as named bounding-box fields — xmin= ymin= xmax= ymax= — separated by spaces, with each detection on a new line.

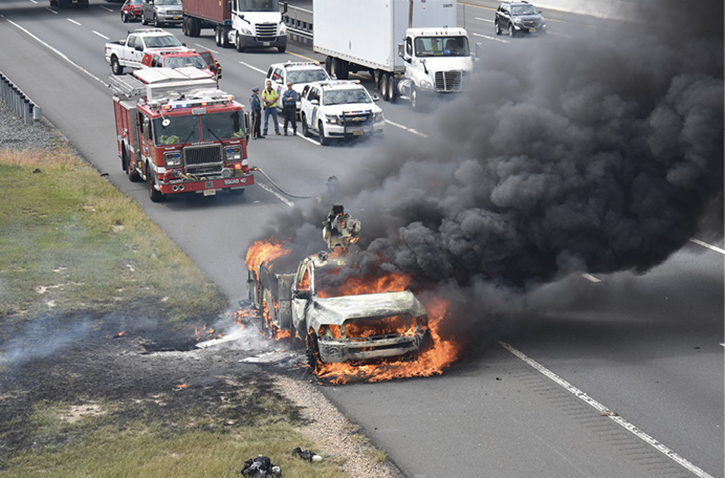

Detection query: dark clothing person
xmin=281 ymin=85 xmax=299 ymax=136
xmin=249 ymin=87 xmax=263 ymax=139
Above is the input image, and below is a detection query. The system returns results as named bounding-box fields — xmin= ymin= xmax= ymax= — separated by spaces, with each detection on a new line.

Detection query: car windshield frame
xmin=287 ymin=69 xmax=330 ymax=85
xmin=322 ymin=88 xmax=372 ymax=106
xmin=152 ymin=110 xmax=244 ymax=146
xmin=511 ymin=4 xmax=538 ymax=15
xmin=144 ymin=35 xmax=183 ymax=48
xmin=414 ymin=36 xmax=470 ymax=57
xmin=238 ymin=0 xmax=280 ymax=12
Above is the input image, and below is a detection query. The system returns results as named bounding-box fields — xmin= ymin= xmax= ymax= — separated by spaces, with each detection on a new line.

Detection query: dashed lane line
xmin=67 ymin=18 xmax=81 ymax=26
xmin=93 ymin=30 xmax=109 ymax=40
xmin=499 ymin=341 xmax=715 ymax=478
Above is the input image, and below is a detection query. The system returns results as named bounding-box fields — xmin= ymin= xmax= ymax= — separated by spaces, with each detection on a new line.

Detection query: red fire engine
xmin=110 ymin=67 xmax=254 ymax=202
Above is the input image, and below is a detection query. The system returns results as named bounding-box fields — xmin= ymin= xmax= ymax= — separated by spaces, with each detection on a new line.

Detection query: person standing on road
xmin=249 ymin=86 xmax=264 ymax=140
xmin=262 ymin=79 xmax=280 ymax=136
xmin=281 ymin=82 xmax=299 ymax=136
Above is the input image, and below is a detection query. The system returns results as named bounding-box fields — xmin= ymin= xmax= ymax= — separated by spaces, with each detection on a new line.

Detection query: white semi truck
xmin=313 ymin=0 xmax=474 ymax=110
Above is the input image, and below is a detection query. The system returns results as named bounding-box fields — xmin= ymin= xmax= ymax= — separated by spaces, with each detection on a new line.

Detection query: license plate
xmin=529 ymin=27 xmax=536 ymax=33
xmin=352 ymin=129 xmax=364 ymax=135
xmin=203 ymin=189 xmax=216 ymax=196
xmin=263 ymin=42 xmax=270 ymax=46
xmin=172 ymin=16 xmax=180 ymax=19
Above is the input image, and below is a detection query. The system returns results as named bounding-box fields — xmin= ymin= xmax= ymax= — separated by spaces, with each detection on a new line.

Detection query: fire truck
xmin=110 ymin=67 xmax=254 ymax=201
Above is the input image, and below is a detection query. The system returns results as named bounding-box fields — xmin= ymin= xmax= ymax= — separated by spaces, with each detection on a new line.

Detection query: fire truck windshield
xmin=153 ymin=110 xmax=244 ymax=146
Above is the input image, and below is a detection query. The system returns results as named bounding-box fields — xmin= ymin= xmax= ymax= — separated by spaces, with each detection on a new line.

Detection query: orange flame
xmin=175 ymin=382 xmax=189 ymax=390
xmin=245 ymin=239 xmax=291 ymax=272
xmin=117 ymin=331 xmax=125 ymax=337
xmin=315 ymin=296 xmax=460 ymax=385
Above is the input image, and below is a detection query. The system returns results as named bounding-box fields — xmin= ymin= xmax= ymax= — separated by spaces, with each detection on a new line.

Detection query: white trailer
xmin=313 ymin=0 xmax=474 ymax=110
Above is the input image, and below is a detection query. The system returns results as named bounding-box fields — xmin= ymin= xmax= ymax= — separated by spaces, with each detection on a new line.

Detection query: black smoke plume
xmin=250 ymin=0 xmax=723 ymax=340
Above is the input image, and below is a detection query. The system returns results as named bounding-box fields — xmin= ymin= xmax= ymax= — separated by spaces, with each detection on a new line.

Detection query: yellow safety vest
xmin=262 ymin=88 xmax=278 ymax=108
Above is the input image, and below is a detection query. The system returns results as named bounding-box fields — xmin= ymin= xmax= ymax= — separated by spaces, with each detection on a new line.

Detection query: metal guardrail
xmin=0 ymin=72 xmax=42 ymax=124
xmin=282 ymin=5 xmax=313 ymax=44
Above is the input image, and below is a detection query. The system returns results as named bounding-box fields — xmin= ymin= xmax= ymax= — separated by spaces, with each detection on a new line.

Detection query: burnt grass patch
xmin=0 ymin=310 xmax=306 ymax=469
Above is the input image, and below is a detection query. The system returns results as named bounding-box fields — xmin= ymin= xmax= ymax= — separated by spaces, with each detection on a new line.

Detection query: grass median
xmin=0 ymin=146 xmax=353 ymax=477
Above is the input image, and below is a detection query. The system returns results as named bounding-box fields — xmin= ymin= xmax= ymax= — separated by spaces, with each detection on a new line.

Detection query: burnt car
xmin=121 ymin=0 xmax=143 ymax=22
xmin=495 ymin=1 xmax=547 ymax=37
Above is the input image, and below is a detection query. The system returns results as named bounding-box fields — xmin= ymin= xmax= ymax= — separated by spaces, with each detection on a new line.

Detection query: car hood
xmin=310 ymin=290 xmax=427 ymax=325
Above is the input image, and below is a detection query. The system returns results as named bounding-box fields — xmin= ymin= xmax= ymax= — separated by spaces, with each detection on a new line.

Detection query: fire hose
xmin=251 ymin=166 xmax=315 ymax=199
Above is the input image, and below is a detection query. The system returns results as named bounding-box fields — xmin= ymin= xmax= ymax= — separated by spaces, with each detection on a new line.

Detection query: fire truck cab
xmin=110 ymin=67 xmax=254 ymax=202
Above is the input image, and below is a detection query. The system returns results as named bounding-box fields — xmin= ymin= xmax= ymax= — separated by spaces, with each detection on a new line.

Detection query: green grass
xmin=0 ymin=147 xmax=354 ymax=477
xmin=0 ymin=148 xmax=226 ymax=324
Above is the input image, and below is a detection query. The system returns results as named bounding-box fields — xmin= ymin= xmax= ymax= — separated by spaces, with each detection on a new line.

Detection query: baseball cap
xmin=252 ymin=86 xmax=259 ymax=91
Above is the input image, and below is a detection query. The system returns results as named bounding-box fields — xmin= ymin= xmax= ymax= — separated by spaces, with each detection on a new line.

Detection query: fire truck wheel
xmin=111 ymin=56 xmax=123 ymax=75
xmin=147 ymin=168 xmax=166 ymax=202
xmin=123 ymin=149 xmax=141 ymax=182
xmin=318 ymin=121 xmax=328 ymax=146
xmin=306 ymin=333 xmax=321 ymax=373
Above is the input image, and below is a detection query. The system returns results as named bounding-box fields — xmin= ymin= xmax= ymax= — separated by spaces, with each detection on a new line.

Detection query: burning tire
xmin=306 ymin=333 xmax=321 ymax=373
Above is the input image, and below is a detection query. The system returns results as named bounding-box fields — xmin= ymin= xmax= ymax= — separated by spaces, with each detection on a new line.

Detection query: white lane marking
xmin=499 ymin=341 xmax=715 ymax=478
xmin=196 ymin=44 xmax=218 ymax=54
xmin=67 ymin=18 xmax=81 ymax=26
xmin=7 ymin=20 xmax=107 ymax=86
xmin=239 ymin=60 xmax=266 ymax=75
xmin=384 ymin=119 xmax=428 ymax=138
xmin=256 ymin=181 xmax=293 ymax=208
xmin=689 ymin=238 xmax=725 ymax=255
xmin=475 ymin=17 xmax=493 ymax=23
xmin=581 ymin=273 xmax=601 ymax=283
xmin=472 ymin=32 xmax=510 ymax=43
xmin=99 ymin=5 xmax=113 ymax=12
xmin=45 ymin=7 xmax=58 ymax=14
xmin=92 ymin=30 xmax=110 ymax=40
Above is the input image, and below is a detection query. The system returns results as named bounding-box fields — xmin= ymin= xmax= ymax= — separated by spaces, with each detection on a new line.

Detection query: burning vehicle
xmin=246 ymin=206 xmax=432 ymax=372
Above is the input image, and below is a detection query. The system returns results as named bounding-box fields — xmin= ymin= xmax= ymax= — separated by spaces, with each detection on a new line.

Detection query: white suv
xmin=265 ymin=61 xmax=331 ymax=113
xmin=299 ymin=81 xmax=384 ymax=145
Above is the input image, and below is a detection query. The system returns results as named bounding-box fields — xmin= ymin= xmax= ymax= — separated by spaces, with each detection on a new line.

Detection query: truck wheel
xmin=306 ymin=333 xmax=321 ymax=373
xmin=189 ymin=18 xmax=201 ymax=37
xmin=387 ymin=74 xmax=397 ymax=103
xmin=318 ymin=121 xmax=328 ymax=146
xmin=214 ymin=27 xmax=222 ymax=46
xmin=277 ymin=45 xmax=286 ymax=53
xmin=123 ymin=148 xmax=141 ymax=182
xmin=411 ymin=85 xmax=423 ymax=112
xmin=220 ymin=27 xmax=231 ymax=48
xmin=111 ymin=56 xmax=124 ymax=75
xmin=235 ymin=34 xmax=245 ymax=52
xmin=380 ymin=73 xmax=389 ymax=101
xmin=147 ymin=167 xmax=166 ymax=202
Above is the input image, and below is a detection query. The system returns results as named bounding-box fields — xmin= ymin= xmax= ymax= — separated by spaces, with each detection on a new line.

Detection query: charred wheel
xmin=305 ymin=333 xmax=321 ymax=373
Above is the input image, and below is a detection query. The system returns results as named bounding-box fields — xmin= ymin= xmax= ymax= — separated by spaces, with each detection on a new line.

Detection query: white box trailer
xmin=313 ymin=0 xmax=472 ymax=110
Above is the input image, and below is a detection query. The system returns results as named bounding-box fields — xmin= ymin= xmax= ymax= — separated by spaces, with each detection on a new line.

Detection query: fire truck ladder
xmin=109 ymin=75 xmax=147 ymax=99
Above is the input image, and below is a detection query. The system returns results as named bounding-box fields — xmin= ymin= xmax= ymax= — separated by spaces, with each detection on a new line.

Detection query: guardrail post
xmin=0 ymin=70 xmax=43 ymax=123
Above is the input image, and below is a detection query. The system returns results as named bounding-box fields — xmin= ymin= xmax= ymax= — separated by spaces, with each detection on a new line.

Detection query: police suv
xmin=265 ymin=61 xmax=331 ymax=114
xmin=299 ymin=81 xmax=384 ymax=145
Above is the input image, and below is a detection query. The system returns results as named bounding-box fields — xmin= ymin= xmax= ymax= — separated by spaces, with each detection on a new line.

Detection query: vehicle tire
xmin=508 ymin=23 xmax=515 ymax=37
xmin=235 ymin=33 xmax=245 ymax=52
xmin=301 ymin=114 xmax=310 ymax=137
xmin=123 ymin=148 xmax=141 ymax=182
xmin=332 ymin=58 xmax=349 ymax=80
xmin=305 ymin=333 xmax=321 ymax=373
xmin=380 ymin=72 xmax=389 ymax=101
xmin=153 ymin=14 xmax=160 ymax=27
xmin=220 ymin=27 xmax=231 ymax=48
xmin=277 ymin=45 xmax=286 ymax=53
xmin=495 ymin=19 xmax=501 ymax=35
xmin=214 ymin=27 xmax=222 ymax=46
xmin=387 ymin=74 xmax=397 ymax=103
xmin=121 ymin=11 xmax=128 ymax=23
xmin=318 ymin=121 xmax=328 ymax=146
xmin=189 ymin=17 xmax=201 ymax=37
xmin=147 ymin=167 xmax=166 ymax=202
xmin=411 ymin=85 xmax=423 ymax=112
xmin=141 ymin=11 xmax=147 ymax=25
xmin=111 ymin=56 xmax=124 ymax=75
xmin=324 ymin=56 xmax=333 ymax=76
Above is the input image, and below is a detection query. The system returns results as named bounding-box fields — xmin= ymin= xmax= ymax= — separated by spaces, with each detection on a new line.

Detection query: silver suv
xmin=141 ymin=0 xmax=183 ymax=27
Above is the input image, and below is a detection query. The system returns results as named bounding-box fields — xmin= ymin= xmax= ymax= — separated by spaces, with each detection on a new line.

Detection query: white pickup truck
xmin=104 ymin=28 xmax=185 ymax=75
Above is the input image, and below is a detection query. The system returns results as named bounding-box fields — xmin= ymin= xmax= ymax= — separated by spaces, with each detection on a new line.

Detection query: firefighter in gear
xmin=281 ymin=82 xmax=299 ymax=136
xmin=262 ymin=80 xmax=280 ymax=136
xmin=249 ymin=86 xmax=263 ymax=139
xmin=322 ymin=205 xmax=360 ymax=253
